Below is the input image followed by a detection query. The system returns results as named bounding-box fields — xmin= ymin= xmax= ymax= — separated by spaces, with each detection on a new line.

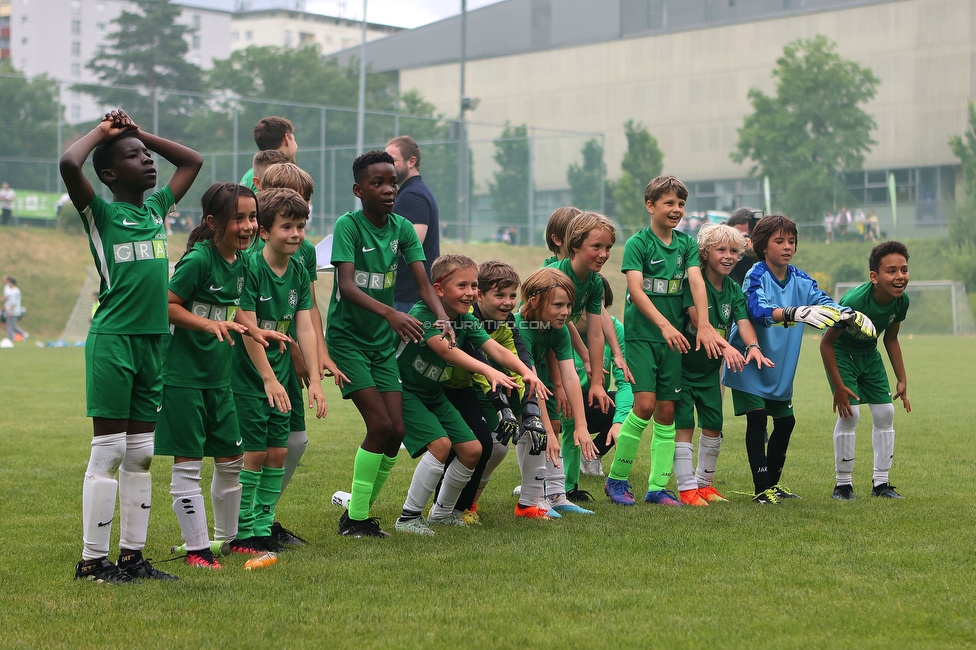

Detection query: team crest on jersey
xmin=152 ymin=211 xmax=164 ymax=226
xmin=288 ymin=289 xmax=298 ymax=308
xmin=675 ymin=254 xmax=683 ymax=269
xmin=722 ymin=303 xmax=732 ymax=321
xmin=237 ymin=276 xmax=245 ymax=295
xmin=390 ymin=239 xmax=400 ymax=254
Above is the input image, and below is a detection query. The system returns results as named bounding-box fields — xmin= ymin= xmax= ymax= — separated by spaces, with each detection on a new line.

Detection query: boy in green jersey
xmin=672 ymin=224 xmax=771 ymax=506
xmin=326 ymin=150 xmax=454 ymax=538
xmin=607 ymin=175 xmax=725 ymax=507
xmin=240 ymin=116 xmax=297 ymax=191
xmin=821 ymin=241 xmax=911 ymax=500
xmin=394 ymin=255 xmax=543 ymax=535
xmin=232 ymin=188 xmax=328 ymax=552
xmin=61 ymin=109 xmax=203 ymax=584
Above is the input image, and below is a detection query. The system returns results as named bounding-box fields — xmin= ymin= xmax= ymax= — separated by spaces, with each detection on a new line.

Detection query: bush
xmin=58 ymin=202 xmax=85 ymax=234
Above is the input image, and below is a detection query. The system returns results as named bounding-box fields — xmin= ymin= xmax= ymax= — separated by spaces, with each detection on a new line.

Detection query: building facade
xmin=231 ymin=8 xmax=401 ymax=53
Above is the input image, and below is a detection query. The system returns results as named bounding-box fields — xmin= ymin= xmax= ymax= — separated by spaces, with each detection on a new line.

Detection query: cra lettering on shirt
xmin=353 ymin=266 xmax=395 ymax=291
xmin=190 ymin=301 xmax=239 ymax=323
xmin=113 ymin=235 xmax=168 ymax=264
xmin=409 ymin=355 xmax=453 ymax=383
xmin=642 ymin=253 xmax=686 ymax=296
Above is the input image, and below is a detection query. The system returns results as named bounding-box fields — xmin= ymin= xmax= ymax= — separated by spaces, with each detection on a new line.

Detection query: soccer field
xmin=1 ymin=336 xmax=974 ymax=649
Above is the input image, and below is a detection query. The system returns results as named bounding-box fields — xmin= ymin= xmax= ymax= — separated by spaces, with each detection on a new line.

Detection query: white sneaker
xmin=580 ymin=454 xmax=604 ymax=477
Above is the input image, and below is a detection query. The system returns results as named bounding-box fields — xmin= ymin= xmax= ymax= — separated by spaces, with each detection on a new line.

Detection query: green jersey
xmin=514 ymin=312 xmax=573 ymax=382
xmin=240 ymin=168 xmax=257 ymax=193
xmin=547 ymin=256 xmax=603 ymax=324
xmin=680 ymin=274 xmax=747 ymax=387
xmin=835 ymin=282 xmax=909 ymax=355
xmin=232 ymin=253 xmax=312 ymax=398
xmin=326 ymin=210 xmax=424 ymax=351
xmin=81 ymin=186 xmax=174 ymax=335
xmin=397 ymin=303 xmax=489 ymax=402
xmin=622 ymin=227 xmax=699 ymax=343
xmin=251 ymin=236 xmax=318 ymax=336
xmin=164 ymin=241 xmax=248 ymax=388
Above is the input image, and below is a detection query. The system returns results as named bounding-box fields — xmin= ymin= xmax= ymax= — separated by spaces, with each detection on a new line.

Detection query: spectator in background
xmin=0 ymin=182 xmax=15 ymax=226
xmin=867 ymin=210 xmax=880 ymax=242
xmin=824 ymin=212 xmax=835 ymax=244
xmin=727 ymin=207 xmax=758 ymax=287
xmin=837 ymin=206 xmax=852 ymax=237
xmin=3 ymin=276 xmax=28 ymax=342
xmin=385 ymin=136 xmax=440 ymax=313
xmin=854 ymin=209 xmax=867 ymax=242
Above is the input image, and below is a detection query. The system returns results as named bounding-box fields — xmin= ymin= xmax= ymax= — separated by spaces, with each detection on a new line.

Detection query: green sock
xmin=369 ymin=454 xmax=398 ymax=507
xmin=252 ymin=466 xmax=285 ymax=538
xmin=608 ymin=411 xmax=650 ymax=481
xmin=561 ymin=420 xmax=581 ymax=492
xmin=237 ymin=468 xmax=262 ymax=540
xmin=648 ymin=421 xmax=677 ymax=492
xmin=349 ymin=447 xmax=384 ymax=521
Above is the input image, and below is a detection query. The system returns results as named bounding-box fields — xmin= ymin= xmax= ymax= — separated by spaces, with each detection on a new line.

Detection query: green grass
xmin=2 ymin=336 xmax=975 ymax=648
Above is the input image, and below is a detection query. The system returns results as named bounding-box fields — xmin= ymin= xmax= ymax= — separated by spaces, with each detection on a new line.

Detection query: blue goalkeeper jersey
xmin=723 ymin=261 xmax=840 ymax=401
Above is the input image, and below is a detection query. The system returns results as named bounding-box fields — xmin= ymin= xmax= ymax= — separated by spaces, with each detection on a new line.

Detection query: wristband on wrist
xmin=744 ymin=343 xmax=760 ymax=354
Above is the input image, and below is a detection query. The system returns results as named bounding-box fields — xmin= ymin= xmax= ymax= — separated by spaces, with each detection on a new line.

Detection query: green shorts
xmin=285 ymin=367 xmax=306 ymax=431
xmin=155 ymin=386 xmax=242 ymax=458
xmin=85 ymin=333 xmax=163 ymax=421
xmin=627 ymin=339 xmax=682 ymax=397
xmin=674 ymin=383 xmax=724 ymax=431
xmin=234 ymin=392 xmax=290 ymax=451
xmin=828 ymin=350 xmax=892 ymax=405
xmin=328 ymin=344 xmax=401 ymax=398
xmin=401 ymin=391 xmax=476 ymax=458
xmin=730 ymin=389 xmax=794 ymax=418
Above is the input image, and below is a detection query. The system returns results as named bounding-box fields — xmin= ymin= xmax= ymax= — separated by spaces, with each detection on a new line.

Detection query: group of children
xmin=62 ymin=110 xmax=911 ymax=585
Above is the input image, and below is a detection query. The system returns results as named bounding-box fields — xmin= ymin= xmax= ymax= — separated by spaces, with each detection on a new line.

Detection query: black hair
xmin=727 ymin=207 xmax=753 ymax=228
xmin=352 ymin=150 xmax=395 ymax=184
xmin=869 ymin=241 xmax=909 ymax=272
xmin=91 ymin=132 xmax=138 ymax=188
xmin=186 ymin=183 xmax=258 ymax=253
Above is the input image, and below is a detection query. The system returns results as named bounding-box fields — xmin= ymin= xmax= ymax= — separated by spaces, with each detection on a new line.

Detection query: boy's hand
xmin=264 ymin=378 xmax=291 ymax=413
xmin=290 ymin=344 xmax=310 ymax=388
xmin=553 ymin=384 xmax=571 ymax=419
xmin=894 ymin=381 xmax=911 ymax=413
xmin=722 ymin=345 xmax=747 ymax=372
xmin=695 ymin=323 xmax=726 ymax=359
xmin=249 ymin=328 xmax=291 ymax=355
xmin=308 ymin=383 xmax=328 ymax=419
xmin=204 ymin=320 xmax=247 ymax=346
xmin=783 ymin=305 xmax=842 ymax=329
xmin=574 ymin=425 xmax=598 ymax=462
xmin=99 ymin=109 xmax=138 ymax=139
xmin=522 ymin=372 xmax=551 ymax=403
xmin=588 ymin=383 xmax=613 ymax=414
xmin=744 ymin=347 xmax=775 ymax=371
xmin=615 ymin=354 xmax=635 ymax=384
xmin=435 ymin=319 xmax=456 ymax=348
xmin=607 ymin=422 xmax=623 ymax=445
xmin=386 ymin=310 xmax=425 ymax=343
xmin=832 ymin=385 xmax=859 ymax=419
xmin=544 ymin=428 xmax=560 ymax=467
xmin=485 ymin=368 xmax=518 ymax=394
xmin=323 ymin=358 xmax=350 ymax=388
xmin=661 ymin=323 xmax=690 ymax=353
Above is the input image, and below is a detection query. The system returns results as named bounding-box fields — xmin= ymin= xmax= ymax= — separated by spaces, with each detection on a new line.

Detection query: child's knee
xmin=427 ymin=437 xmax=452 ymax=462
xmin=455 ymin=440 xmax=482 ymax=467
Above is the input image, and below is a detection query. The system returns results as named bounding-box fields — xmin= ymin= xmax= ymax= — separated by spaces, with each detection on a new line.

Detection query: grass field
xmin=2 ymin=335 xmax=975 ymax=649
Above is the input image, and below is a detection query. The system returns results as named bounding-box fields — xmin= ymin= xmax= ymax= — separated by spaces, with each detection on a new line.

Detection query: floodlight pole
xmin=355 ymin=0 xmax=368 ymax=210
xmin=457 ymin=0 xmax=468 ymax=242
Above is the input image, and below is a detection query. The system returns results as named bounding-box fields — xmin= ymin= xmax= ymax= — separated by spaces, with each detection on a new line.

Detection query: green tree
xmin=80 ymin=0 xmax=203 ymax=137
xmin=611 ymin=120 xmax=664 ymax=231
xmin=489 ymin=123 xmax=529 ymax=230
xmin=566 ymin=138 xmax=605 ymax=212
xmin=732 ymin=35 xmax=879 ymax=222
xmin=0 ymin=62 xmax=61 ymax=190
xmin=948 ymin=101 xmax=976 ymax=271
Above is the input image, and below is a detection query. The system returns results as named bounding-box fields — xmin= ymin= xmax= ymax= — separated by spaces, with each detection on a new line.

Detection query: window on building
xmin=245 ymin=30 xmax=253 ymax=40
xmin=21 ymin=15 xmax=27 ymax=25
xmin=71 ymin=104 xmax=81 ymax=122
xmin=71 ymin=62 xmax=81 ymax=77
xmin=71 ymin=0 xmax=81 ymax=13
xmin=192 ymin=14 xmax=201 ymax=29
xmin=300 ymin=32 xmax=315 ymax=44
xmin=71 ymin=19 xmax=80 ymax=35
xmin=21 ymin=37 xmax=27 ymax=47
xmin=231 ymin=31 xmax=239 ymax=42
xmin=284 ymin=30 xmax=292 ymax=47
xmin=192 ymin=34 xmax=200 ymax=49
xmin=71 ymin=41 xmax=81 ymax=56
xmin=96 ymin=22 xmax=105 ymax=33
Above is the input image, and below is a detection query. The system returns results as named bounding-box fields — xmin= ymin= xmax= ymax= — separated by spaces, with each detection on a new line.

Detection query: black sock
xmin=744 ymin=410 xmax=770 ymax=493
xmin=766 ymin=415 xmax=796 ymax=486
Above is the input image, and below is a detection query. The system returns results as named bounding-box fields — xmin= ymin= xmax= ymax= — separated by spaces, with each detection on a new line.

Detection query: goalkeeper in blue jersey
xmin=722 ymin=214 xmax=876 ymax=504
xmin=821 ymin=241 xmax=911 ymax=501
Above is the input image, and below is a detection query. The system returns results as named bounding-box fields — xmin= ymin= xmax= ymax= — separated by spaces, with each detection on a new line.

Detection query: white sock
xmin=82 ymin=433 xmax=125 ymax=560
xmin=543 ymin=448 xmax=566 ymax=498
xmin=429 ymin=458 xmax=475 ymax=519
xmin=400 ymin=452 xmax=445 ymax=517
xmin=480 ymin=439 xmax=509 ymax=489
xmin=673 ymin=442 xmax=696 ymax=492
xmin=281 ymin=429 xmax=307 ymax=495
xmin=834 ymin=408 xmax=859 ymax=485
xmin=869 ymin=402 xmax=895 ymax=486
xmin=695 ymin=433 xmax=722 ymax=487
xmin=211 ymin=457 xmax=243 ymax=542
xmin=118 ymin=432 xmax=153 ymax=551
xmin=171 ymin=461 xmax=208 ymax=552
xmin=516 ymin=436 xmax=545 ymax=507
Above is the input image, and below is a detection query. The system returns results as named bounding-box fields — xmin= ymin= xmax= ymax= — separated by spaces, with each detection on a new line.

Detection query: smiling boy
xmin=821 ymin=241 xmax=911 ymax=500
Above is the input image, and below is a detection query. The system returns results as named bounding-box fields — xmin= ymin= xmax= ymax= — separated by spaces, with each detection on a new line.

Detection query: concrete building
xmin=346 ymin=0 xmax=975 ymax=237
xmin=5 ymin=0 xmax=231 ymax=122
xmin=231 ymin=8 xmax=401 ymax=53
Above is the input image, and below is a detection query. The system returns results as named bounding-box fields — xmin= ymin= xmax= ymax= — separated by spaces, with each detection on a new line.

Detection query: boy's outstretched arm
xmin=686 ymin=266 xmax=725 ymax=358
xmin=334 ymin=261 xmax=424 ymax=343
xmin=411 ymin=260 xmax=456 ymax=347
xmin=883 ymin=322 xmax=911 ymax=412
xmin=820 ymin=327 xmax=858 ymax=419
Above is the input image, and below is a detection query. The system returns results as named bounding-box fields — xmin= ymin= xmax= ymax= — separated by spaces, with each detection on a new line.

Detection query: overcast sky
xmin=303 ymin=1 xmax=504 ymax=29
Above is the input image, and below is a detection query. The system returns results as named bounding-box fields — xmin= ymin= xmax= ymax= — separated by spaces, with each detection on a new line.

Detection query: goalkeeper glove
xmin=782 ymin=305 xmax=842 ymax=329
xmin=489 ymin=390 xmax=520 ymax=445
xmin=839 ymin=308 xmax=877 ymax=339
xmin=520 ymin=398 xmax=547 ymax=455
